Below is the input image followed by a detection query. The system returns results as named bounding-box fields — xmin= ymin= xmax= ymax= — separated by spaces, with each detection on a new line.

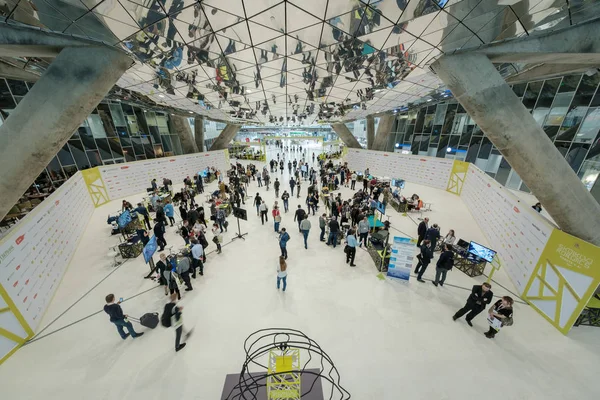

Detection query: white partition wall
xmin=346 ymin=149 xmax=453 ymax=190
xmin=0 ymin=173 xmax=94 ymax=362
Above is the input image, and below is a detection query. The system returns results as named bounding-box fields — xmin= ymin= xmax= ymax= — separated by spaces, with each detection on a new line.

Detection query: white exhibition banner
xmin=99 ymin=150 xmax=230 ymax=201
xmin=461 ymin=164 xmax=553 ymax=294
xmin=0 ymin=173 xmax=94 ymax=344
xmin=345 ymin=149 xmax=453 ymax=190
xmin=387 ymin=236 xmax=417 ymax=281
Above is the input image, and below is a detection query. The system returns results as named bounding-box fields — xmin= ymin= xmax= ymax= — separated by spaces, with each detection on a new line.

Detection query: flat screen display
xmin=143 ymin=235 xmax=158 ymax=264
xmin=375 ymin=201 xmax=386 ymax=215
xmin=391 ymin=179 xmax=405 ymax=189
xmin=468 ymin=241 xmax=496 ymax=262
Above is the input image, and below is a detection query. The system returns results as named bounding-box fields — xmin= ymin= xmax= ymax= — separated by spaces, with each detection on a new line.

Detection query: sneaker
xmin=176 ymin=343 xmax=187 ymax=352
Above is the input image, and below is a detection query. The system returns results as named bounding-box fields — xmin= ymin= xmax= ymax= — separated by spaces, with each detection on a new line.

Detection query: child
xmin=212 ymin=223 xmax=223 ymax=254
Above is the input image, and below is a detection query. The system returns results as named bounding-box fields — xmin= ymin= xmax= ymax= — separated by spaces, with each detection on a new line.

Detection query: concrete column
xmin=372 ymin=114 xmax=396 ymax=151
xmin=0 ymin=46 xmax=131 ymax=221
xmin=432 ymin=53 xmax=600 ymax=246
xmin=194 ymin=116 xmax=205 ymax=152
xmin=170 ymin=115 xmax=198 ymax=154
xmin=366 ymin=115 xmax=375 ymax=150
xmin=209 ymin=124 xmax=241 ymax=150
xmin=331 ymin=123 xmax=362 ymax=148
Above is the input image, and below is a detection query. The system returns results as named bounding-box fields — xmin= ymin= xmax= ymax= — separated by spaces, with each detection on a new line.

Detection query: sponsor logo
xmin=16 ymin=235 xmax=25 ymax=245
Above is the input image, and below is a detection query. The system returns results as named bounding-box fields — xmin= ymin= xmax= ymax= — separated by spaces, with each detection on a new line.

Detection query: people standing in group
xmin=326 ymin=216 xmax=340 ymax=248
xmin=254 ymin=193 xmax=263 ymax=216
xmin=433 ymin=244 xmax=454 ymax=287
xmin=277 ymin=256 xmax=288 ymax=292
xmin=357 ymin=216 xmax=370 ymax=247
xmin=281 ymin=190 xmax=290 ymax=212
xmin=177 ymin=254 xmax=193 ymax=291
xmin=190 ymin=239 xmax=204 ymax=277
xmin=103 ymin=294 xmax=144 ymax=340
xmin=414 ymin=240 xmax=434 ymax=282
xmin=345 ymin=229 xmax=358 ymax=266
xmin=300 ymin=217 xmax=311 ymax=249
xmin=135 ymin=203 xmax=151 ymax=229
xmin=279 ymin=228 xmax=290 ymax=259
xmin=211 ymin=223 xmax=223 ymax=254
xmin=453 ymin=283 xmax=493 ymax=326
xmin=272 ymin=205 xmax=282 ymax=233
xmin=485 ymin=297 xmax=514 ymax=339
xmin=154 ymin=220 xmax=167 ymax=251
xmin=417 ymin=217 xmax=429 ymax=246
xmin=259 ymin=201 xmax=269 ymax=225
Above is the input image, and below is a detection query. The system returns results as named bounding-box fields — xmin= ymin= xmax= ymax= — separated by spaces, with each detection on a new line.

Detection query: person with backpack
xmin=274 ymin=178 xmax=280 ymax=197
xmin=161 ymin=293 xmax=189 ymax=352
xmin=216 ymin=207 xmax=227 ymax=233
xmin=272 ymin=205 xmax=282 ymax=233
xmin=277 ymin=256 xmax=288 ymax=292
xmin=294 ymin=205 xmax=306 ymax=233
xmin=103 ymin=294 xmax=144 ymax=340
xmin=432 ymin=244 xmax=454 ymax=287
xmin=281 ymin=191 xmax=290 ymax=213
xmin=279 ymin=228 xmax=290 ymax=259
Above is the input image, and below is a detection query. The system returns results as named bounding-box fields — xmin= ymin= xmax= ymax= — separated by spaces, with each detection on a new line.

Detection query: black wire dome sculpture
xmin=223 ymin=328 xmax=351 ymax=400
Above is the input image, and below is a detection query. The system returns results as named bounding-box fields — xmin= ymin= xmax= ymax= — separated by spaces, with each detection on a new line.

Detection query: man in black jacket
xmin=154 ymin=220 xmax=167 ymax=251
xmin=417 ymin=217 xmax=429 ymax=246
xmin=425 ymin=223 xmax=440 ymax=246
xmin=103 ymin=294 xmax=144 ymax=340
xmin=294 ymin=205 xmax=306 ymax=232
xmin=453 ymin=283 xmax=493 ymax=326
xmin=414 ymin=240 xmax=434 ymax=282
xmin=326 ymin=216 xmax=340 ymax=248
xmin=433 ymin=244 xmax=454 ymax=287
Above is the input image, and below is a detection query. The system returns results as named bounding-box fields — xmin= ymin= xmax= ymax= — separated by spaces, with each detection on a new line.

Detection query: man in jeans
xmin=294 ymin=205 xmax=306 ymax=233
xmin=281 ymin=190 xmax=290 ymax=213
xmin=190 ymin=239 xmax=204 ymax=277
xmin=103 ymin=294 xmax=144 ymax=340
xmin=300 ymin=218 xmax=311 ymax=249
xmin=319 ymin=214 xmax=327 ymax=242
xmin=326 ymin=216 xmax=340 ymax=248
xmin=357 ymin=216 xmax=370 ymax=247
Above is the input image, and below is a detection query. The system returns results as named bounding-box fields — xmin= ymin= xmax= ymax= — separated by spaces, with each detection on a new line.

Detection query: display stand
xmin=574 ymin=296 xmax=600 ymax=328
xmin=231 ymin=207 xmax=248 ymax=241
xmin=453 ymin=254 xmax=487 ymax=277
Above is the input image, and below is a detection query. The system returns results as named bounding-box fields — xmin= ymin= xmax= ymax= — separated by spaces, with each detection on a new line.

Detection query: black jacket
xmin=294 ymin=208 xmax=306 ymax=221
xmin=154 ymin=221 xmax=165 ymax=237
xmin=104 ymin=303 xmax=125 ymax=322
xmin=468 ymin=285 xmax=493 ymax=306
xmin=419 ymin=243 xmax=434 ymax=263
xmin=418 ymin=221 xmax=427 ymax=236
xmin=425 ymin=227 xmax=440 ymax=243
xmin=329 ymin=220 xmax=340 ymax=233
xmin=436 ymin=250 xmax=454 ymax=269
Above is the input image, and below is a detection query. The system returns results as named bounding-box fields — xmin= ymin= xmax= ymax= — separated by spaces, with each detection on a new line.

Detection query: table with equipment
xmin=452 ymin=249 xmax=487 ymax=277
xmin=574 ymin=295 xmax=600 ymax=328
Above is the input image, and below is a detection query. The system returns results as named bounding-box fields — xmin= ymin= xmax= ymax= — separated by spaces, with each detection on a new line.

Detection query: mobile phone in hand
xmin=119 ymin=297 xmax=123 ymax=303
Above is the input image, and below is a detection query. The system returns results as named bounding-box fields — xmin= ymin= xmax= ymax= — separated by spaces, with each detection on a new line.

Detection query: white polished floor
xmin=1 ymin=142 xmax=599 ymax=400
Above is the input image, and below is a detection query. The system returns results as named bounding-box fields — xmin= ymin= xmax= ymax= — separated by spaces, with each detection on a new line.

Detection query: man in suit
xmin=453 ymin=283 xmax=493 ymax=326
xmin=417 ymin=217 xmax=429 ymax=246
xmin=425 ymin=223 xmax=440 ymax=247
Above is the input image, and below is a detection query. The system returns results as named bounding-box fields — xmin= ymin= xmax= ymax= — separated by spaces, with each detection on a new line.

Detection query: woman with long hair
xmin=277 ymin=256 xmax=288 ymax=292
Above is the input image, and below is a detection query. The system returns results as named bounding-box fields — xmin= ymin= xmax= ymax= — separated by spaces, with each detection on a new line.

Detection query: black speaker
xmin=232 ymin=207 xmax=247 ymax=221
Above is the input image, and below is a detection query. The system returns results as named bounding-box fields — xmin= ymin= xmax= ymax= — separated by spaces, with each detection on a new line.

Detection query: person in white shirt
xmin=443 ymin=229 xmax=456 ymax=245
xmin=190 ymin=239 xmax=204 ymax=277
xmin=259 ymin=201 xmax=269 ymax=225
xmin=277 ymin=256 xmax=288 ymax=292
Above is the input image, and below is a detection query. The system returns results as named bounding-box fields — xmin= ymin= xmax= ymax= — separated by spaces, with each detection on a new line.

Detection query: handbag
xmin=212 ymin=236 xmax=219 ymax=244
xmin=275 ymin=215 xmax=281 ymax=222
xmin=344 ymin=245 xmax=351 ymax=254
xmin=502 ymin=316 xmax=514 ymax=327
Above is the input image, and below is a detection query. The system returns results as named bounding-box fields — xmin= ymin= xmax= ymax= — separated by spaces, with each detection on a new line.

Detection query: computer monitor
xmin=375 ymin=201 xmax=386 ymax=215
xmin=143 ymin=236 xmax=158 ymax=264
xmin=456 ymin=239 xmax=469 ymax=249
xmin=391 ymin=179 xmax=405 ymax=189
xmin=468 ymin=241 xmax=496 ymax=263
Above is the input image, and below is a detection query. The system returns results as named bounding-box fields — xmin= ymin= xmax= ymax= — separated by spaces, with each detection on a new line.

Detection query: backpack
xmin=161 ymin=303 xmax=176 ymax=327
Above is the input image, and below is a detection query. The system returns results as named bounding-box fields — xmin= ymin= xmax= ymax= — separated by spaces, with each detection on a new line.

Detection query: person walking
xmin=319 ymin=214 xmax=327 ymax=242
xmin=135 ymin=203 xmax=151 ymax=229
xmin=254 ymin=193 xmax=263 ymax=216
xmin=162 ymin=293 xmax=189 ymax=352
xmin=432 ymin=244 xmax=454 ymax=287
xmin=211 ymin=223 xmax=223 ymax=254
xmin=277 ymin=256 xmax=288 ymax=292
xmin=279 ymin=228 xmax=290 ymax=259
xmin=294 ymin=205 xmax=306 ymax=232
xmin=300 ymin=217 xmax=311 ymax=249
xmin=326 ymin=216 xmax=340 ymax=248
xmin=453 ymin=283 xmax=493 ymax=326
xmin=274 ymin=178 xmax=280 ymax=197
xmin=357 ymin=216 xmax=370 ymax=247
xmin=264 ymin=173 xmax=270 ymax=191
xmin=281 ymin=190 xmax=290 ymax=212
xmin=176 ymin=254 xmax=193 ymax=291
xmin=289 ymin=177 xmax=296 ymax=196
xmin=345 ymin=229 xmax=358 ymax=266
xmin=190 ymin=239 xmax=204 ymax=277
xmin=215 ymin=207 xmax=227 ymax=233
xmin=103 ymin=294 xmax=144 ymax=340
xmin=273 ymin=205 xmax=282 ymax=233
xmin=259 ymin=201 xmax=269 ymax=225
xmin=415 ymin=240 xmax=434 ymax=282
xmin=154 ymin=220 xmax=167 ymax=251
xmin=161 ymin=254 xmax=181 ymax=300
xmin=485 ymin=296 xmax=514 ymax=339
xmin=164 ymin=200 xmax=175 ymax=226
xmin=296 ymin=180 xmax=301 ymax=198
xmin=350 ymin=172 xmax=357 ymax=190
xmin=257 ymin=173 xmax=262 ymax=187
xmin=417 ymin=217 xmax=429 ymax=246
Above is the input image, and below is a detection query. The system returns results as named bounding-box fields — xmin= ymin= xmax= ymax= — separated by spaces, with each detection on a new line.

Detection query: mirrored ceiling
xmin=1 ymin=0 xmax=598 ymax=125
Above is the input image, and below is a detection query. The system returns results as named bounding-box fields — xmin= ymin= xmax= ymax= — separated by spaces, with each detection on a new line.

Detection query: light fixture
xmin=446 ymin=147 xmax=452 ymax=153
xmin=159 ymin=94 xmax=165 ymax=98
xmin=188 ymin=111 xmax=193 ymax=114
xmin=427 ymin=98 xmax=432 ymax=102
xmin=395 ymin=143 xmax=400 ymax=148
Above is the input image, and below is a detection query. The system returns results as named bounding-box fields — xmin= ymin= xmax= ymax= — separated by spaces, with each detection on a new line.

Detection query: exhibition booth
xmin=346 ymin=148 xmax=600 ymax=336
xmin=0 ymin=150 xmax=230 ymax=363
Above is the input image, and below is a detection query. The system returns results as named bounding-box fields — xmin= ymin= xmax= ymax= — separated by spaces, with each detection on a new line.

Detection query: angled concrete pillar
xmin=432 ymin=53 xmax=600 ymax=246
xmin=194 ymin=116 xmax=205 ymax=152
xmin=0 ymin=45 xmax=131 ymax=221
xmin=170 ymin=115 xmax=198 ymax=154
xmin=331 ymin=123 xmax=362 ymax=148
xmin=209 ymin=124 xmax=241 ymax=150
xmin=372 ymin=114 xmax=396 ymax=151
xmin=366 ymin=115 xmax=375 ymax=150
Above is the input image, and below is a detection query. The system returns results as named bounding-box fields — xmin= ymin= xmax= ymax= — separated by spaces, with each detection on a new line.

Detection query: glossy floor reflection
xmin=1 ymin=143 xmax=599 ymax=400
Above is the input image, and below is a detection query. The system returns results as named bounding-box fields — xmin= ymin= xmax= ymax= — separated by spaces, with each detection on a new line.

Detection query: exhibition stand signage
xmin=387 ymin=236 xmax=417 ymax=281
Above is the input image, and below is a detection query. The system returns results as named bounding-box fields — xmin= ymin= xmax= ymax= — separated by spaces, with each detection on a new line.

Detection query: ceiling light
xmin=446 ymin=147 xmax=452 ymax=153
xmin=159 ymin=94 xmax=165 ymax=98
xmin=188 ymin=111 xmax=193 ymax=114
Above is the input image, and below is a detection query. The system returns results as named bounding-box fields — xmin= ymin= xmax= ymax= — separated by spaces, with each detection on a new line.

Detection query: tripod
xmin=232 ymin=216 xmax=248 ymax=241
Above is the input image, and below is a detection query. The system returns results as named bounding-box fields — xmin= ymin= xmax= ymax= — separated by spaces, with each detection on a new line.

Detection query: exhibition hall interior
xmin=2 ymin=1 xmax=600 ymax=399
